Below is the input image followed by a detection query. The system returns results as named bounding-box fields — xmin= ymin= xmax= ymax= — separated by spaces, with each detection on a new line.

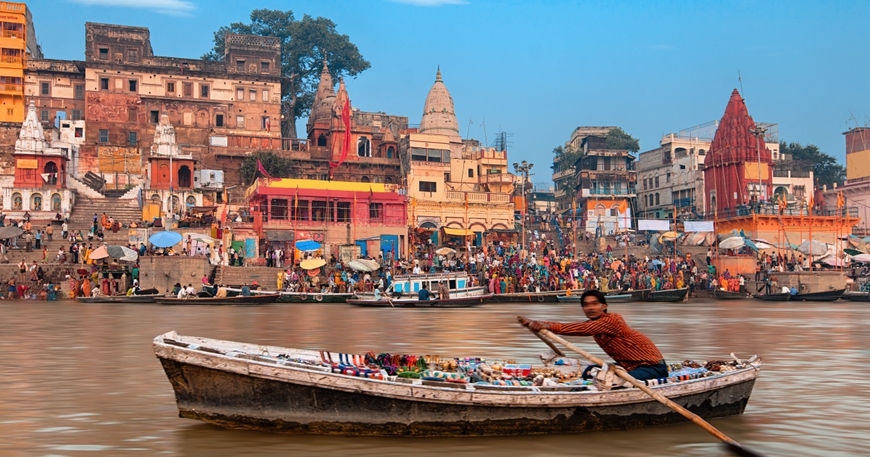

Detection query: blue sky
xmin=28 ymin=0 xmax=870 ymax=187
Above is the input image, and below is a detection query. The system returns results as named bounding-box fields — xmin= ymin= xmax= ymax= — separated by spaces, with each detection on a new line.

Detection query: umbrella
xmin=184 ymin=233 xmax=215 ymax=244
xmin=300 ymin=258 xmax=326 ymax=270
xmin=0 ymin=226 xmax=23 ymax=240
xmin=822 ymin=257 xmax=845 ymax=267
xmin=844 ymin=248 xmax=865 ymax=256
xmin=752 ymin=239 xmax=775 ymax=250
xmin=797 ymin=240 xmax=828 ymax=256
xmin=851 ymin=253 xmax=870 ymax=263
xmin=91 ymin=245 xmax=139 ymax=261
xmin=743 ymin=239 xmax=759 ymax=251
xmin=359 ymin=259 xmax=381 ymax=271
xmin=89 ymin=245 xmax=111 ymax=260
xmin=117 ymin=246 xmax=138 ymax=262
xmin=435 ymin=247 xmax=456 ymax=255
xmin=659 ymin=231 xmax=678 ymax=241
xmin=347 ymin=260 xmax=372 ymax=272
xmin=149 ymin=230 xmax=182 ymax=248
xmin=295 ymin=239 xmax=321 ymax=252
xmin=718 ymin=236 xmax=745 ymax=250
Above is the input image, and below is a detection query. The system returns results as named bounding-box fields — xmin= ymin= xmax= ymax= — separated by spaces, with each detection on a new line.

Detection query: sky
xmin=26 ymin=0 xmax=870 ymax=188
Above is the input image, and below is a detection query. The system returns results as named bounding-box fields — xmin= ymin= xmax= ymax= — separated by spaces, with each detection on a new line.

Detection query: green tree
xmin=605 ymin=127 xmax=640 ymax=152
xmin=240 ymin=152 xmax=297 ymax=185
xmin=779 ymin=141 xmax=845 ymax=188
xmin=551 ymin=145 xmax=583 ymax=171
xmin=203 ymin=9 xmax=371 ymax=138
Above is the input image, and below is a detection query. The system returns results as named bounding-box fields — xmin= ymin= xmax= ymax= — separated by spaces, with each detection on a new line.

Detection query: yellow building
xmin=0 ymin=1 xmax=40 ymax=123
xmin=401 ymin=69 xmax=515 ymax=251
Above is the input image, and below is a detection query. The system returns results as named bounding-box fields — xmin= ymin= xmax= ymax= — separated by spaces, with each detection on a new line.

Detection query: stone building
xmin=822 ymin=127 xmax=870 ymax=235
xmin=0 ymin=1 xmax=41 ymax=124
xmin=400 ymin=69 xmax=515 ymax=252
xmin=144 ymin=114 xmax=201 ymax=217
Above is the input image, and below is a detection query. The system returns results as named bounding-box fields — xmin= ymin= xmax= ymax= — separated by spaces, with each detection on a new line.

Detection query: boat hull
xmin=155 ymin=294 xmax=281 ymax=305
xmin=841 ymin=291 xmax=870 ymax=302
xmin=712 ymin=290 xmax=747 ymax=300
xmin=488 ymin=289 xmax=583 ymax=303
xmin=645 ymin=288 xmax=689 ymax=302
xmin=346 ymin=294 xmax=492 ymax=308
xmin=154 ymin=333 xmax=759 ymax=437
xmin=752 ymin=293 xmax=791 ymax=301
xmin=76 ymin=294 xmax=161 ymax=303
xmin=792 ymin=289 xmax=846 ymax=302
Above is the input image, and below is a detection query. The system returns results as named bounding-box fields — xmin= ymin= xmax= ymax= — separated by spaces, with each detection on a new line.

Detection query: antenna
xmin=738 ymin=70 xmax=744 ymax=96
xmin=479 ymin=117 xmax=487 ymax=146
xmin=491 ymin=131 xmax=514 ymax=152
xmin=466 ymin=117 xmax=473 ymax=139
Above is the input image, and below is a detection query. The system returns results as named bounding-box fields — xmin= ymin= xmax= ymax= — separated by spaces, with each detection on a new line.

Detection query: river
xmin=1 ymin=297 xmax=867 ymax=457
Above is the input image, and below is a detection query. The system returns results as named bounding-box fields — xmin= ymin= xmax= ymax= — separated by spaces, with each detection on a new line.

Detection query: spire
xmin=151 ymin=114 xmax=185 ymax=157
xmin=307 ymin=58 xmax=337 ymax=133
xmin=419 ymin=67 xmax=459 ymax=139
xmin=15 ymin=102 xmax=47 ymax=155
xmin=707 ymin=89 xmax=771 ymax=166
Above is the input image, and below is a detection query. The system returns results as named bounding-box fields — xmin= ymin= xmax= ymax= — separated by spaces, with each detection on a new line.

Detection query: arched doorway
xmin=167 ymin=195 xmax=180 ymax=215
xmin=178 ymin=165 xmax=192 ymax=188
xmin=44 ymin=161 xmax=58 ymax=185
xmin=11 ymin=193 xmax=21 ymax=210
xmin=773 ymin=186 xmax=788 ymax=203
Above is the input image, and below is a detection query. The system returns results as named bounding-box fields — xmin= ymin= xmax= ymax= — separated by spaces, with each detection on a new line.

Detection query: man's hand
xmin=517 ymin=316 xmax=549 ymax=331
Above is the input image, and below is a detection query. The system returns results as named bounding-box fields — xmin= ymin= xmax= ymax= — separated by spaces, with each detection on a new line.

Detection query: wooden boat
xmin=76 ymin=293 xmax=161 ymax=304
xmin=346 ymin=294 xmax=492 ymax=308
xmin=153 ymin=331 xmax=761 ymax=437
xmin=712 ymin=289 xmax=748 ymax=300
xmin=752 ymin=292 xmax=791 ymax=301
xmin=792 ymin=289 xmax=846 ymax=302
xmin=840 ymin=291 xmax=870 ymax=302
xmin=645 ymin=288 xmax=689 ymax=302
xmin=155 ymin=293 xmax=281 ymax=305
xmin=609 ymin=288 xmax=650 ymax=301
xmin=354 ymin=271 xmax=486 ymax=301
xmin=225 ymin=288 xmax=353 ymax=303
xmin=488 ymin=289 xmax=583 ymax=303
xmin=556 ymin=293 xmax=632 ymax=304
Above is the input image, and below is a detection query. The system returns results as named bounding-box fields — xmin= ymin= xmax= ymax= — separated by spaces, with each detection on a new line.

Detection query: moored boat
xmin=155 ymin=294 xmax=281 ymax=305
xmin=645 ymin=287 xmax=689 ymax=302
xmin=752 ymin=292 xmax=791 ymax=301
xmin=840 ymin=291 xmax=870 ymax=302
xmin=225 ymin=288 xmax=353 ymax=303
xmin=609 ymin=288 xmax=650 ymax=301
xmin=488 ymin=289 xmax=583 ymax=303
xmin=792 ymin=289 xmax=846 ymax=302
xmin=354 ymin=271 xmax=485 ymax=301
xmin=712 ymin=289 xmax=748 ymax=300
xmin=76 ymin=293 xmax=162 ymax=304
xmin=346 ymin=294 xmax=492 ymax=308
xmin=153 ymin=331 xmax=761 ymax=437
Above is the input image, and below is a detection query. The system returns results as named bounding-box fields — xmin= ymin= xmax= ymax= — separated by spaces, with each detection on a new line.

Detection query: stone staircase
xmin=213 ymin=265 xmax=280 ymax=289
xmin=67 ymin=197 xmax=143 ymax=243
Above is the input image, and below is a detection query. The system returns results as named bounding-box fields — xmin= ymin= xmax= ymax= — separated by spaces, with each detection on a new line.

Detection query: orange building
xmin=0 ymin=1 xmax=40 ymax=123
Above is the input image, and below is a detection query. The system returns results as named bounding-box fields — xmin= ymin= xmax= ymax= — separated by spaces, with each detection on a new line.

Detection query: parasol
xmin=718 ymin=236 xmax=745 ymax=250
xmin=752 ymin=239 xmax=775 ymax=250
xmin=295 ymin=239 xmax=321 ymax=252
xmin=90 ymin=245 xmax=139 ymax=261
xmin=851 ymin=253 xmax=870 ymax=263
xmin=743 ymin=239 xmax=759 ymax=252
xmin=300 ymin=258 xmax=326 ymax=270
xmin=347 ymin=259 xmax=372 ymax=272
xmin=797 ymin=240 xmax=828 ymax=256
xmin=0 ymin=226 xmax=23 ymax=240
xmin=822 ymin=257 xmax=845 ymax=267
xmin=89 ymin=245 xmax=111 ymax=260
xmin=359 ymin=259 xmax=381 ymax=271
xmin=435 ymin=247 xmax=456 ymax=255
xmin=117 ymin=245 xmax=139 ymax=262
xmin=659 ymin=231 xmax=678 ymax=241
xmin=149 ymin=230 xmax=182 ymax=248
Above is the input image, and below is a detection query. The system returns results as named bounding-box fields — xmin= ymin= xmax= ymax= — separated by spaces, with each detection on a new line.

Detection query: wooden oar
xmin=524 ymin=324 xmax=765 ymax=457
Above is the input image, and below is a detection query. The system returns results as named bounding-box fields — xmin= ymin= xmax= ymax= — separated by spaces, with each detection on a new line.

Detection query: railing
xmin=483 ymin=173 xmax=515 ymax=185
xmin=703 ymin=204 xmax=860 ymax=219
xmin=585 ymin=188 xmax=636 ymax=196
xmin=445 ymin=191 xmax=511 ymax=203
xmin=222 ymin=135 xmax=308 ymax=152
xmin=0 ymin=83 xmax=20 ymax=91
xmin=674 ymin=197 xmax=694 ymax=208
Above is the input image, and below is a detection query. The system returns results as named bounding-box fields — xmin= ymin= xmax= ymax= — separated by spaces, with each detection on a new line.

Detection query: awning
xmin=265 ymin=230 xmax=295 ymax=242
xmin=443 ymin=227 xmax=474 ymax=236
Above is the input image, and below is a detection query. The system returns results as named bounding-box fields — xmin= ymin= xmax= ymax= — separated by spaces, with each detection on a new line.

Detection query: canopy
xmin=822 ymin=257 xmax=846 ymax=267
xmin=0 ymin=226 xmax=23 ymax=240
xmin=844 ymin=248 xmax=865 ymax=256
xmin=435 ymin=247 xmax=456 ymax=255
xmin=851 ymin=253 xmax=870 ymax=263
xmin=752 ymin=239 xmax=775 ymax=250
xmin=300 ymin=258 xmax=326 ymax=270
xmin=295 ymin=239 xmax=321 ymax=252
xmin=718 ymin=236 xmax=745 ymax=250
xmin=149 ymin=230 xmax=182 ymax=248
xmin=443 ymin=227 xmax=473 ymax=236
xmin=659 ymin=231 xmax=678 ymax=241
xmin=184 ymin=233 xmax=215 ymax=244
xmin=797 ymin=240 xmax=828 ymax=256
xmin=90 ymin=245 xmax=138 ymax=261
xmin=358 ymin=259 xmax=381 ymax=271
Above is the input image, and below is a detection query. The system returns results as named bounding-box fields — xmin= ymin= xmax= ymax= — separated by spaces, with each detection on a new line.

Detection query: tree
xmin=551 ymin=145 xmax=583 ymax=171
xmin=605 ymin=127 xmax=640 ymax=152
xmin=240 ymin=152 xmax=297 ymax=185
xmin=779 ymin=141 xmax=845 ymax=189
xmin=203 ymin=9 xmax=371 ymax=138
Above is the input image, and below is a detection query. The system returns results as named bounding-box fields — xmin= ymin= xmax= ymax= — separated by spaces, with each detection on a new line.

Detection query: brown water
xmin=1 ymin=298 xmax=867 ymax=457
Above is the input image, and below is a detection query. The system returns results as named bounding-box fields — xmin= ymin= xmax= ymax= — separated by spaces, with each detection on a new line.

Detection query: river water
xmin=1 ymin=298 xmax=867 ymax=457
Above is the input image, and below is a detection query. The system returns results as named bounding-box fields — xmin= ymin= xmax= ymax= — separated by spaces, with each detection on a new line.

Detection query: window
xmin=336 ymin=202 xmax=351 ymax=222
xmin=236 ymin=60 xmax=246 ymax=72
xmin=127 ymin=48 xmax=138 ymax=62
xmin=235 ymin=88 xmax=243 ymax=100
xmin=40 ymin=110 xmax=49 ymax=121
xmin=387 ymin=146 xmax=395 ymax=158
xmin=236 ymin=115 xmax=244 ymax=128
xmin=74 ymin=127 xmax=83 ymax=137
xmin=261 ymin=116 xmax=270 ymax=131
xmin=128 ymin=107 xmax=137 ymax=122
xmin=419 ymin=181 xmax=437 ymax=192
xmin=468 ymin=168 xmax=474 ymax=178
xmin=249 ymin=89 xmax=256 ymax=101
xmin=100 ymin=77 xmax=109 ymax=90
xmin=99 ymin=129 xmax=109 ymax=144
xmin=411 ymin=148 xmax=427 ymax=162
xmin=654 ymin=176 xmax=659 ymax=188
xmin=369 ymin=202 xmax=383 ymax=222
xmin=71 ymin=110 xmax=82 ymax=121
xmin=444 ymin=172 xmax=451 ymax=183
xmin=655 ymin=193 xmax=660 ymax=206
xmin=666 ymin=173 xmax=671 ymax=184
xmin=128 ymin=131 xmax=137 ymax=146
xmin=357 ymin=136 xmax=371 ymax=157
xmin=40 ymin=81 xmax=49 ymax=96
xmin=128 ymin=80 xmax=137 ymax=92
xmin=98 ymin=47 xmax=109 ymax=60
xmin=215 ymin=114 xmax=224 ymax=127
xmin=262 ymin=89 xmax=269 ymax=102
xmin=261 ymin=61 xmax=270 ymax=73
xmin=150 ymin=110 xmax=159 ymax=123
xmin=166 ymin=82 xmax=175 ymax=93
xmin=200 ymin=84 xmax=209 ymax=98
xmin=183 ymin=82 xmax=192 ymax=97
xmin=74 ymin=84 xmax=84 ymax=99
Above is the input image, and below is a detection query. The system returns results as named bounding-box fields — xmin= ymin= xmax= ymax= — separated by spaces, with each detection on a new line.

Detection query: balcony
xmin=445 ymin=191 xmax=511 ymax=203
xmin=0 ymin=82 xmax=21 ymax=93
xmin=0 ymin=55 xmax=21 ymax=65
xmin=552 ymin=168 xmax=574 ymax=180
xmin=674 ymin=197 xmax=695 ymax=208
xmin=582 ymin=188 xmax=636 ymax=197
xmin=482 ymin=173 xmax=515 ymax=185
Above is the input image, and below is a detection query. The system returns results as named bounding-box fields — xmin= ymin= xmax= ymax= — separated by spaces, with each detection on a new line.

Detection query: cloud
xmin=69 ymin=0 xmax=196 ymax=16
xmin=389 ymin=0 xmax=467 ymax=6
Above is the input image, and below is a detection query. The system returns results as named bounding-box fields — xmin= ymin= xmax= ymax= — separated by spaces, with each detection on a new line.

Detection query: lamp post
xmin=513 ymin=160 xmax=533 ymax=250
xmin=749 ymin=125 xmax=768 ymax=207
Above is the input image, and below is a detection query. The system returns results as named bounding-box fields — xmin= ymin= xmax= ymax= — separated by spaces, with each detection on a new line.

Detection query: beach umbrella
xmin=435 ymin=247 xmax=456 ymax=255
xmin=118 ymin=246 xmax=138 ymax=262
xmin=0 ymin=226 xmax=23 ymax=240
xmin=300 ymin=258 xmax=326 ymax=270
xmin=149 ymin=230 xmax=182 ymax=248
xmin=295 ymin=239 xmax=321 ymax=252
xmin=347 ymin=259 xmax=372 ymax=272
xmin=359 ymin=259 xmax=381 ymax=271
xmin=718 ymin=236 xmax=745 ymax=250
xmin=797 ymin=240 xmax=828 ymax=256
xmin=844 ymin=248 xmax=865 ymax=256
xmin=89 ymin=245 xmax=111 ymax=260
xmin=751 ymin=240 xmax=775 ymax=250
xmin=851 ymin=253 xmax=870 ymax=263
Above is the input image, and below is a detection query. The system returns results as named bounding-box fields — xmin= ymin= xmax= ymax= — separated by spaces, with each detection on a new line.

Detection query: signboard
xmin=338 ymin=244 xmax=361 ymax=265
xmin=17 ymin=159 xmax=38 ymax=169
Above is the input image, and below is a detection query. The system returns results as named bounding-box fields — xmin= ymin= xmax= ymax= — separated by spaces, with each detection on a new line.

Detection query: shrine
xmin=145 ymin=114 xmax=201 ymax=219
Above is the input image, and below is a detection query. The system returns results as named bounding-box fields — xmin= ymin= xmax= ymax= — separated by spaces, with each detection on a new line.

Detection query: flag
xmin=329 ymin=98 xmax=352 ymax=170
xmin=618 ymin=199 xmax=628 ymax=213
xmin=256 ymin=159 xmax=272 ymax=179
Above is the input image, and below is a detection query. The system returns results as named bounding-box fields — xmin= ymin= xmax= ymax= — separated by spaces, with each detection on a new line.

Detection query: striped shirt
xmin=544 ymin=313 xmax=664 ymax=371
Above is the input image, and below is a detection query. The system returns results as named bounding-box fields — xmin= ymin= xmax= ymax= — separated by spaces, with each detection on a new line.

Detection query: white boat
xmin=353 ymin=271 xmax=486 ymax=301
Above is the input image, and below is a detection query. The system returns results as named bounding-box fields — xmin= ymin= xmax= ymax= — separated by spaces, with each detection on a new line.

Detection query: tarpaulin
xmin=683 ymin=221 xmax=714 ymax=233
xmin=637 ymin=219 xmax=671 ymax=231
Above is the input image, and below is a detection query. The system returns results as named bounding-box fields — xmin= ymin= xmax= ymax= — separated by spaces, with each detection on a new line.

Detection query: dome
xmin=419 ymin=68 xmax=459 ymax=138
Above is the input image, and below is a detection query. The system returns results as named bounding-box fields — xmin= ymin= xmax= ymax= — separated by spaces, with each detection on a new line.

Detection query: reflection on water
xmin=1 ymin=299 xmax=867 ymax=457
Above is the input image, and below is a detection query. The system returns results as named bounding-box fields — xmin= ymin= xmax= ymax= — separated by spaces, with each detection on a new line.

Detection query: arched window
xmin=387 ymin=146 xmax=395 ymax=159
xmin=384 ymin=176 xmax=393 ymax=184
xmin=51 ymin=193 xmax=61 ymax=211
xmin=151 ymin=194 xmax=161 ymax=202
xmin=12 ymin=192 xmax=22 ymax=210
xmin=31 ymin=193 xmax=42 ymax=211
xmin=43 ymin=161 xmax=58 ymax=185
xmin=655 ymin=193 xmax=660 ymax=206
xmin=610 ymin=205 xmax=619 ymax=217
xmin=357 ymin=136 xmax=371 ymax=157
xmin=186 ymin=195 xmax=196 ymax=207
xmin=361 ymin=176 xmax=370 ymax=183
xmin=317 ymin=134 xmax=327 ymax=147
xmin=595 ymin=204 xmax=606 ymax=217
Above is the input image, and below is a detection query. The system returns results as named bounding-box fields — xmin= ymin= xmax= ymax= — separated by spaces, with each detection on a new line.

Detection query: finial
xmin=322 ymin=56 xmax=329 ymax=72
xmin=436 ymin=65 xmax=442 ymax=82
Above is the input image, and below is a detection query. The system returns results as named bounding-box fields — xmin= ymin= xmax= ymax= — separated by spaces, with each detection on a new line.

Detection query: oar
xmin=521 ymin=323 xmax=765 ymax=457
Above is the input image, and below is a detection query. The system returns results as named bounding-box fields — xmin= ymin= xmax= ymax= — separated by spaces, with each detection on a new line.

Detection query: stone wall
xmin=136 ymin=256 xmax=211 ymax=293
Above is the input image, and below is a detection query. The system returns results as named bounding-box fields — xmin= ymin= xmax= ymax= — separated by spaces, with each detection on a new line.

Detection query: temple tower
xmin=419 ymin=67 xmax=460 ymax=141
